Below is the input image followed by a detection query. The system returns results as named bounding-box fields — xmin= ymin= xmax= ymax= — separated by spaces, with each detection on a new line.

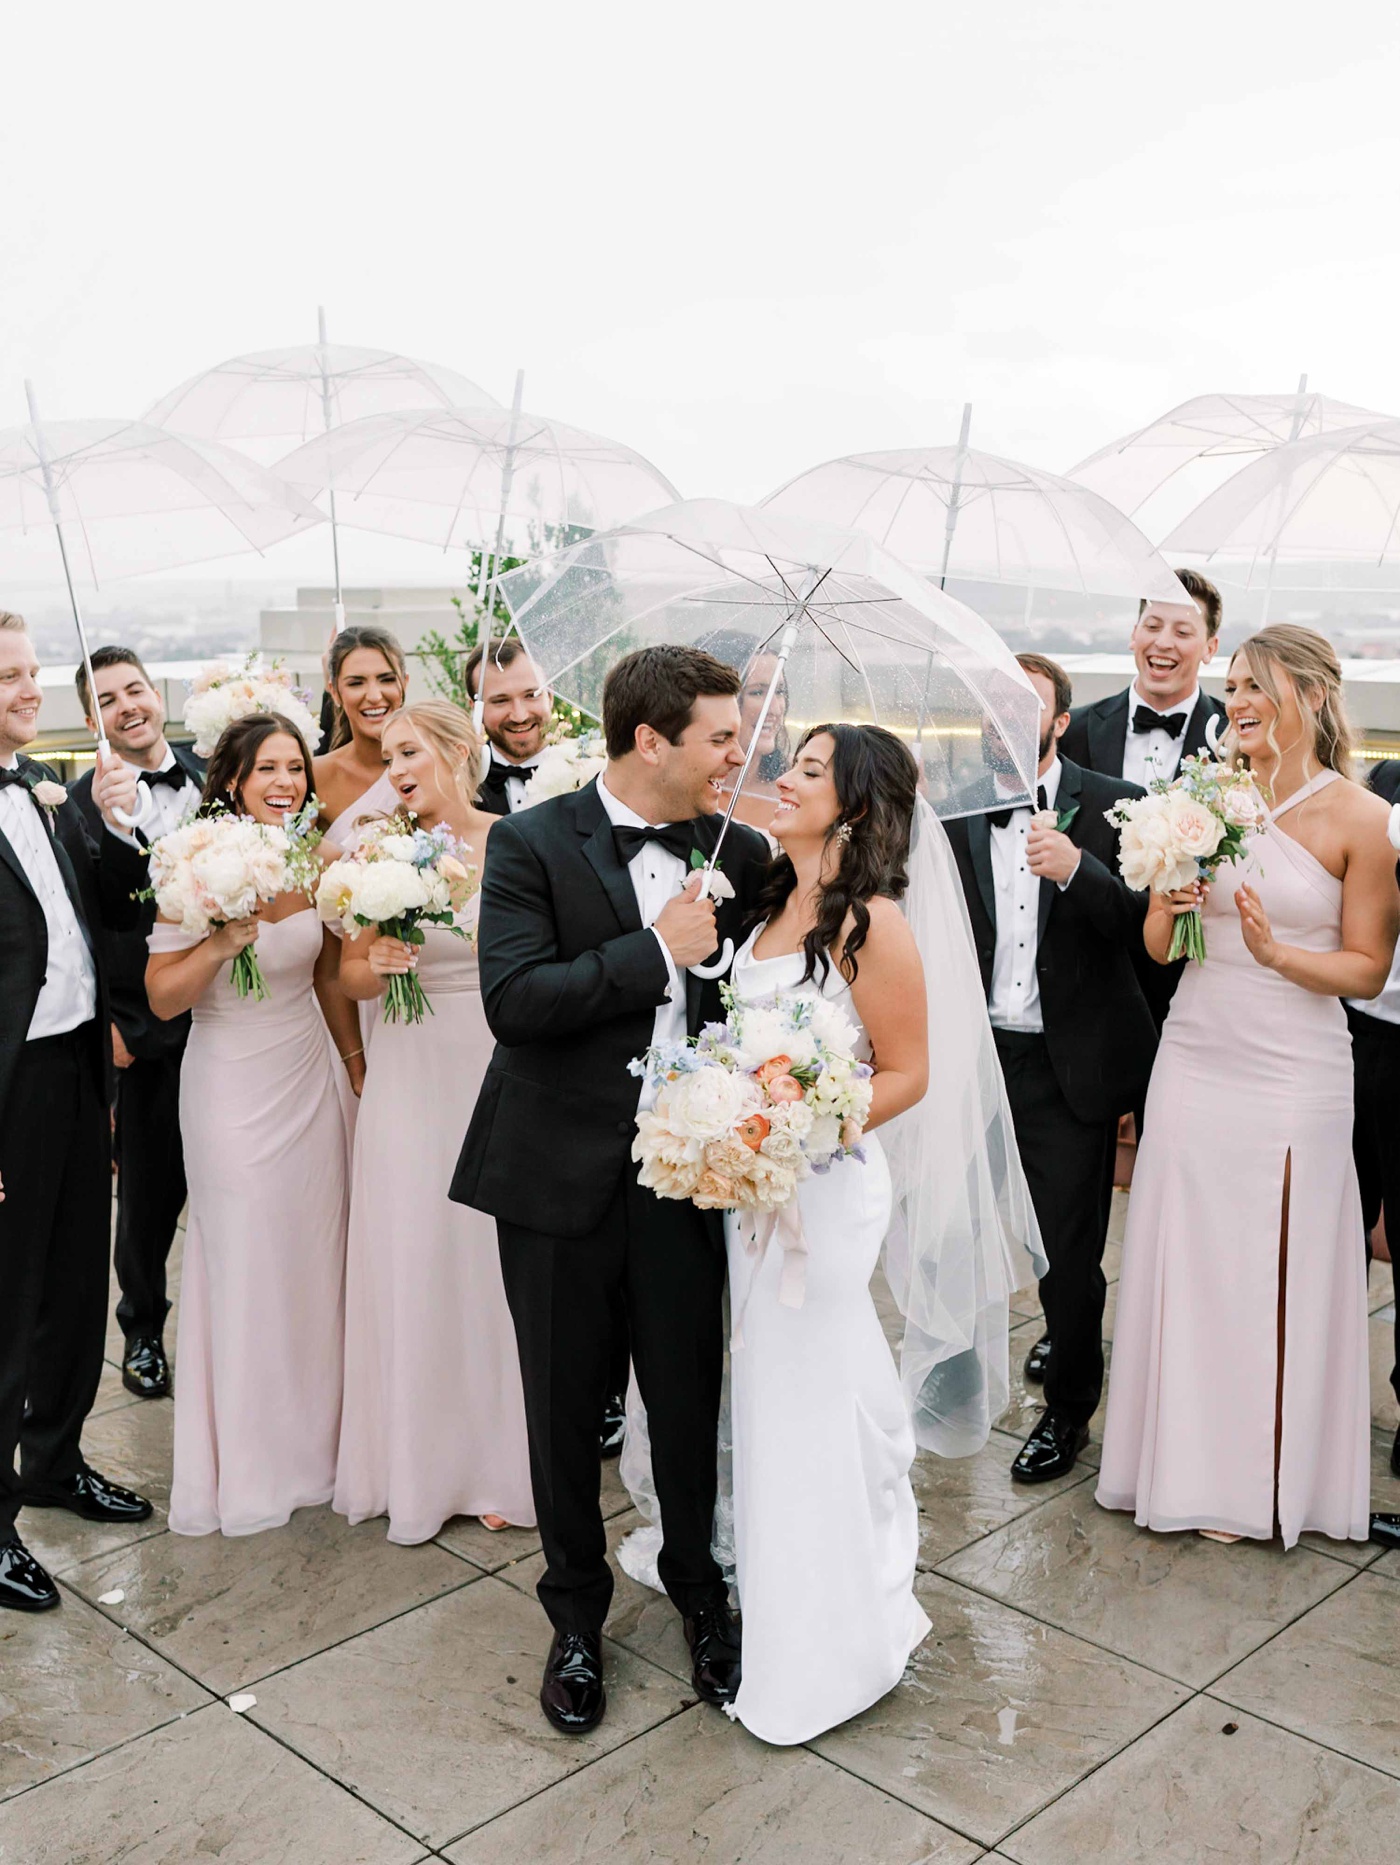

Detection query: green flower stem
xmin=230 ymin=946 xmax=270 ymax=1002
xmin=380 ymin=920 xmax=431 ymax=1024
xmin=1167 ymin=907 xmax=1207 ymax=965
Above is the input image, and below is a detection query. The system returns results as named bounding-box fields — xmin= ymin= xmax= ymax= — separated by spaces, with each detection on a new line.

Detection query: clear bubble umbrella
xmin=500 ymin=497 xmax=1042 ymax=871
xmin=2 ymin=382 xmax=324 ymax=776
xmin=1160 ymin=416 xmax=1400 ymax=604
xmin=143 ymin=307 xmax=500 ymax=629
xmin=762 ymin=408 xmax=1188 ymax=602
xmin=277 ymin=381 xmax=683 ymax=725
xmin=1068 ymin=377 xmax=1389 ymax=543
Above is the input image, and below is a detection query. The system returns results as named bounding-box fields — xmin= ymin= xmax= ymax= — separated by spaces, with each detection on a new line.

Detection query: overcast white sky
xmin=6 ymin=0 xmax=1400 ymax=593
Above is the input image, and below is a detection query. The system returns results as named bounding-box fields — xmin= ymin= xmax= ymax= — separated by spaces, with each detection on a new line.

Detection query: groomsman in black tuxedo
xmin=0 ymin=612 xmax=155 ymax=1613
xmin=1061 ymin=570 xmax=1228 ymax=1045
xmin=466 ymin=634 xmax=634 ymax=1458
xmin=453 ymin=646 xmax=770 ymax=1732
xmin=1347 ymin=756 xmax=1400 ymax=1490
xmin=466 ymin=638 xmax=556 ymax=818
xmin=71 ymin=648 xmax=204 ymax=1402
xmin=945 ymin=653 xmax=1156 ymax=1482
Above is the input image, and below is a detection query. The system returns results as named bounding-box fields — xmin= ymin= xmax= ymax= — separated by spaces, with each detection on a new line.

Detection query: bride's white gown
xmin=723 ymin=928 xmax=930 ymax=1746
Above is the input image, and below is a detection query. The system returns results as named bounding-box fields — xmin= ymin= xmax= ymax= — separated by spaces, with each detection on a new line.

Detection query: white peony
xmin=731 ymin=1006 xmax=818 ymax=1071
xmin=349 ymin=860 xmax=431 ymax=925
xmin=664 ymin=1066 xmax=762 ymax=1142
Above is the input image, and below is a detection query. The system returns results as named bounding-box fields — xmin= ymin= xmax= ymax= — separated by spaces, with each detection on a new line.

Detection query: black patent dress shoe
xmin=24 ymin=1467 xmax=154 ymax=1523
xmin=540 ymin=1629 xmax=606 ymax=1732
xmin=1370 ymin=1513 xmax=1400 ymax=1552
xmin=0 ymin=1537 xmax=59 ymax=1612
xmin=1011 ymin=1409 xmax=1090 ymax=1484
xmin=599 ymin=1392 xmax=626 ymax=1460
xmin=1023 ymin=1336 xmax=1052 ymax=1384
xmin=122 ymin=1335 xmax=171 ymax=1399
xmin=683 ymin=1599 xmax=742 ymax=1706
xmin=1391 ymin=1424 xmax=1400 ymax=1480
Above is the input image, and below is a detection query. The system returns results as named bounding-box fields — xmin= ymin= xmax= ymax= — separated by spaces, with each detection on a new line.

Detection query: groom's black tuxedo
xmin=453 ymin=781 xmax=768 ymax=1235
xmin=0 ymin=761 xmax=148 ymax=1539
xmin=943 ymin=757 xmax=1155 ymax=1430
xmin=1060 ymin=686 xmax=1226 ymax=784
xmin=452 ymin=777 xmax=770 ymax=1636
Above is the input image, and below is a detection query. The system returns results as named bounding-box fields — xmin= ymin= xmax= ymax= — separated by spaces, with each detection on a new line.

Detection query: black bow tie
xmin=1132 ymin=704 xmax=1188 ymax=737
xmin=141 ymin=764 xmax=190 ymax=791
xmin=478 ymin=758 xmax=537 ymax=805
xmin=613 ymin=820 xmax=697 ymax=866
xmin=988 ymin=785 xmax=1049 ymax=830
xmin=0 ymin=767 xmax=32 ymax=792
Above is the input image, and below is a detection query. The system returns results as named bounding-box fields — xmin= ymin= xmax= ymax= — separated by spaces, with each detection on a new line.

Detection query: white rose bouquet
xmin=629 ymin=984 xmax=873 ymax=1214
xmin=184 ymin=653 xmax=323 ymax=758
xmin=518 ymin=720 xmax=607 ymax=808
xmin=315 ymin=814 xmax=478 ymax=1024
xmin=1105 ymin=752 xmax=1267 ymax=963
xmin=144 ymin=804 xmax=324 ymax=1001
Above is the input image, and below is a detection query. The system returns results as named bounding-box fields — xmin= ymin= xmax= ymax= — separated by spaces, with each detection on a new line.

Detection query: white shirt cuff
xmin=1057 ymin=852 xmax=1083 ymax=892
xmin=651 ymin=926 xmax=681 ymax=1002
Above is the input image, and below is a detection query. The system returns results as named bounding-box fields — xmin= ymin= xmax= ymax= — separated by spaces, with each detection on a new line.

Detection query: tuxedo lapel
xmin=1039 ymin=760 xmax=1083 ymax=943
xmin=574 ymin=779 xmax=643 ymax=936
xmin=0 ymin=819 xmax=35 ymax=902
xmin=1181 ymin=693 xmax=1220 ymax=764
xmin=967 ymin=812 xmax=996 ymax=929
xmin=1091 ymin=692 xmax=1130 ymax=778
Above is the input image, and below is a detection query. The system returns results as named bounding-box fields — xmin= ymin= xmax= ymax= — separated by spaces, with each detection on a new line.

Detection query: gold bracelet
xmin=339 ymin=1047 xmax=365 ymax=1063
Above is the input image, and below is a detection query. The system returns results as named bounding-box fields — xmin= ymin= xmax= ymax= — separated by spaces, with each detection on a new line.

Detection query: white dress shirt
xmin=988 ymin=758 xmax=1076 ymax=1034
xmin=595 ymin=775 xmax=687 ymax=1108
xmin=489 ymin=743 xmax=534 ymax=814
xmin=1120 ymin=681 xmax=1198 ymax=788
xmin=0 ymin=756 xmax=98 ymax=1039
xmin=126 ymin=745 xmax=201 ymax=843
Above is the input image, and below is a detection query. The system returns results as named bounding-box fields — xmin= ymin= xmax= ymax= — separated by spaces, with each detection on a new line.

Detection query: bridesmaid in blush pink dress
xmin=146 ymin=714 xmax=361 ymax=1536
xmin=1098 ymin=628 xmax=1398 ymax=1547
xmin=314 ymin=625 xmax=410 ymax=853
xmin=333 ymin=700 xmax=534 ymax=1542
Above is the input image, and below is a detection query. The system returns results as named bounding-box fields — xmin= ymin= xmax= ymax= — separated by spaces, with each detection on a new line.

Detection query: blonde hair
xmin=0 ymin=610 xmax=27 ymax=632
xmin=382 ymin=699 xmax=484 ymax=808
xmin=1226 ymin=624 xmax=1354 ymax=780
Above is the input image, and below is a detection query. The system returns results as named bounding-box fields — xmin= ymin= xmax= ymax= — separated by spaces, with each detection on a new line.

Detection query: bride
xmin=625 ymin=721 xmax=1045 ymax=1745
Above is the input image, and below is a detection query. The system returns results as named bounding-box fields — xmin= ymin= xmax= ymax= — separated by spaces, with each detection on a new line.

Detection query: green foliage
xmin=417 ymin=548 xmax=524 ymax=710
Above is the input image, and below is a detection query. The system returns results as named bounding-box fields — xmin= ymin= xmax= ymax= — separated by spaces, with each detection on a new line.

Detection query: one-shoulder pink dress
xmin=1098 ymin=770 xmax=1371 ymax=1547
xmin=156 ymin=910 xmax=352 ymax=1536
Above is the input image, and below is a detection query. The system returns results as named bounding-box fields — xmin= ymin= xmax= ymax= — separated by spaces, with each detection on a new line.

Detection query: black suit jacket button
xmin=617 ymin=1119 xmax=632 ymax=1136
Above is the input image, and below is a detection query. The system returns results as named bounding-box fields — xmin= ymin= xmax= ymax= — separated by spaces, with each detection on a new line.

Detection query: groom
xmin=452 ymin=645 xmax=771 ymax=1733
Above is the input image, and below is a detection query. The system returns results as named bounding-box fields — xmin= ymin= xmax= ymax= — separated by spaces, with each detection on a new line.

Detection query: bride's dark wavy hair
xmin=752 ymin=722 xmax=918 ymax=985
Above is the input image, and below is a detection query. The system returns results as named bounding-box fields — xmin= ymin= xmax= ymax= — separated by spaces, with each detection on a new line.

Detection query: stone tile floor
xmin=3 ymin=1195 xmax=1399 ymax=1863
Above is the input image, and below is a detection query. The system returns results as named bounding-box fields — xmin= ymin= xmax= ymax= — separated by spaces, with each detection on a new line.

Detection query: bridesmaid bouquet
xmin=184 ymin=653 xmax=323 ymax=757
xmin=144 ymin=805 xmax=325 ymax=1002
xmin=519 ymin=719 xmax=607 ymax=807
xmin=315 ymin=814 xmax=478 ymax=1024
xmin=630 ymin=986 xmax=873 ymax=1213
xmin=1106 ymin=753 xmax=1267 ymax=962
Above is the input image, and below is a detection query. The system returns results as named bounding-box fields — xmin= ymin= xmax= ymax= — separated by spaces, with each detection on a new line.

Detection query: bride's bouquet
xmin=184 ymin=653 xmax=323 ymax=757
xmin=519 ymin=719 xmax=607 ymax=807
xmin=144 ymin=805 xmax=324 ymax=1002
xmin=630 ymin=985 xmax=873 ymax=1213
xmin=315 ymin=814 xmax=478 ymax=1024
xmin=1105 ymin=753 xmax=1267 ymax=963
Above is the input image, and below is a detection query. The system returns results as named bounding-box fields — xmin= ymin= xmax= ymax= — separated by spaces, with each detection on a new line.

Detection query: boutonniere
xmin=690 ymin=847 xmax=735 ymax=900
xmin=1031 ymin=802 xmax=1079 ymax=835
xmin=28 ymin=777 xmax=68 ymax=824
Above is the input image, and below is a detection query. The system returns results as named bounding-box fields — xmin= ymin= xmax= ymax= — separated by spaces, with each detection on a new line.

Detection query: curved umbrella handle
xmin=689 ymin=936 xmax=735 ymax=982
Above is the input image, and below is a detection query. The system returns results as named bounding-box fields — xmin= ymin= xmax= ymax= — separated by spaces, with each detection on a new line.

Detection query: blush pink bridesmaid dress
xmin=157 ymin=909 xmax=352 ymax=1536
xmin=1098 ymin=770 xmax=1371 ymax=1547
xmin=332 ymin=911 xmax=535 ymax=1542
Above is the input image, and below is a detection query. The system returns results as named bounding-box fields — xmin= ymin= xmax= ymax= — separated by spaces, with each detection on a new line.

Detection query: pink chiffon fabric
xmin=1097 ymin=770 xmax=1371 ymax=1547
xmin=332 ymin=915 xmax=535 ymax=1541
xmin=323 ymin=771 xmax=398 ymax=851
xmin=155 ymin=909 xmax=351 ymax=1536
